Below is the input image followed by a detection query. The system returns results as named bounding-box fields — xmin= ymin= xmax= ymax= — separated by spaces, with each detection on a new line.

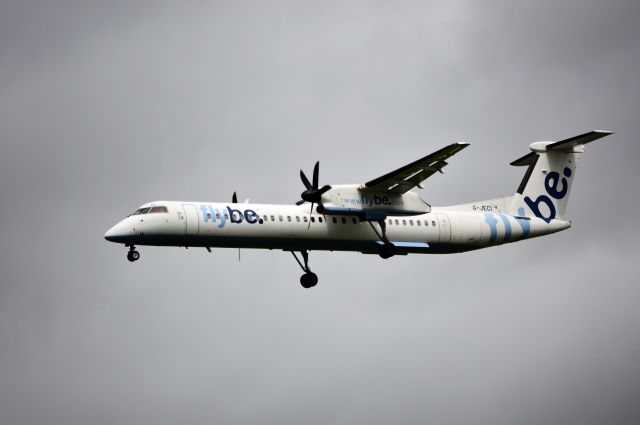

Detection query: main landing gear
xmin=368 ymin=219 xmax=396 ymax=259
xmin=126 ymin=245 xmax=140 ymax=262
xmin=291 ymin=250 xmax=318 ymax=289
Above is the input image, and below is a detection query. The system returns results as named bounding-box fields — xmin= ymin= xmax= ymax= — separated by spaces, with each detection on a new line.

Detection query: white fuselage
xmin=104 ymin=200 xmax=570 ymax=255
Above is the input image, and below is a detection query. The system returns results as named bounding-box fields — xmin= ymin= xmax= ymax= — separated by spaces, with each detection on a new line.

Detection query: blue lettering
xmin=524 ymin=194 xmax=556 ymax=223
xmin=200 ymin=205 xmax=210 ymax=222
xmin=217 ymin=207 xmax=226 ymax=228
xmin=244 ymin=209 xmax=258 ymax=224
xmin=544 ymin=167 xmax=571 ymax=199
xmin=198 ymin=204 xmax=263 ymax=228
xmin=227 ymin=206 xmax=244 ymax=223
xmin=521 ymin=166 xmax=572 ymax=223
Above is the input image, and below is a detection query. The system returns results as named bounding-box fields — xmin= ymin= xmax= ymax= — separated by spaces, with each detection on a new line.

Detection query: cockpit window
xmin=149 ymin=206 xmax=168 ymax=213
xmin=131 ymin=207 xmax=153 ymax=216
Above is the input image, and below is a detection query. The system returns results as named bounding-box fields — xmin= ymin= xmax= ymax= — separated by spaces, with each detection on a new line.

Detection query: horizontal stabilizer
xmin=510 ymin=130 xmax=614 ymax=166
xmin=510 ymin=152 xmax=537 ymax=167
xmin=547 ymin=130 xmax=613 ymax=151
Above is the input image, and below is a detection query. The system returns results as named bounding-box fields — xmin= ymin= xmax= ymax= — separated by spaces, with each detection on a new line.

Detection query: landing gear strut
xmin=291 ymin=250 xmax=318 ymax=288
xmin=127 ymin=245 xmax=140 ymax=262
xmin=368 ymin=219 xmax=396 ymax=259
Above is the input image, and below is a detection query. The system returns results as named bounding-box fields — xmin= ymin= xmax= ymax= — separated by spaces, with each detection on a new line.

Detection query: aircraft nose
xmin=104 ymin=225 xmax=118 ymax=242
xmin=104 ymin=222 xmax=126 ymax=243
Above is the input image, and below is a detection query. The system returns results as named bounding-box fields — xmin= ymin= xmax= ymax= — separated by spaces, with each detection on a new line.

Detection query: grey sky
xmin=1 ymin=1 xmax=639 ymax=424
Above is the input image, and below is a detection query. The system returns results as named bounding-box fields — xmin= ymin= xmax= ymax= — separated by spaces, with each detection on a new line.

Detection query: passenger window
xmin=388 ymin=219 xmax=392 ymax=225
xmin=332 ymin=217 xmax=337 ymax=223
xmin=432 ymin=221 xmax=436 ymax=226
xmin=409 ymin=220 xmax=413 ymax=226
xmin=395 ymin=219 xmax=399 ymax=225
xmin=216 ymin=213 xmax=221 ymax=220
xmin=417 ymin=220 xmax=421 ymax=226
xmin=319 ymin=217 xmax=323 ymax=223
xmin=341 ymin=217 xmax=346 ymax=224
xmin=402 ymin=220 xmax=406 ymax=225
xmin=224 ymin=214 xmax=229 ymax=219
xmin=279 ymin=215 xmax=283 ymax=222
xmin=311 ymin=217 xmax=316 ymax=223
xmin=270 ymin=215 xmax=275 ymax=221
xmin=303 ymin=216 xmax=308 ymax=222
xmin=296 ymin=216 xmax=300 ymax=222
xmin=206 ymin=213 xmax=212 ymax=220
xmin=352 ymin=218 xmax=357 ymax=224
xmin=263 ymin=215 xmax=267 ymax=222
xmin=424 ymin=220 xmax=428 ymax=226
xmin=287 ymin=216 xmax=291 ymax=222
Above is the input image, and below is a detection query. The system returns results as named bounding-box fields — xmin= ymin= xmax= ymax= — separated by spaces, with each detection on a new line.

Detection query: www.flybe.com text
xmin=343 ymin=196 xmax=404 ymax=207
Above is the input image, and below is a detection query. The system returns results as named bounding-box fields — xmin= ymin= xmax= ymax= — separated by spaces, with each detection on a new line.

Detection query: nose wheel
xmin=291 ymin=250 xmax=318 ymax=288
xmin=127 ymin=246 xmax=140 ymax=262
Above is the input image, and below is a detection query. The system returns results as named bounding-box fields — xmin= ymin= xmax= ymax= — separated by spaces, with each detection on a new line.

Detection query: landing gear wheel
xmin=127 ymin=250 xmax=140 ymax=262
xmin=300 ymin=272 xmax=318 ymax=289
xmin=378 ymin=242 xmax=396 ymax=259
xmin=291 ymin=250 xmax=319 ymax=288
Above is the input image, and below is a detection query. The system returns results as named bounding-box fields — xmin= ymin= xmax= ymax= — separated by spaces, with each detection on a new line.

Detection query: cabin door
xmin=182 ymin=204 xmax=200 ymax=236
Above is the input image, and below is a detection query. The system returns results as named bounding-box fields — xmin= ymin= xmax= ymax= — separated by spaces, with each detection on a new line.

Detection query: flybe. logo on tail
xmin=524 ymin=167 xmax=571 ymax=223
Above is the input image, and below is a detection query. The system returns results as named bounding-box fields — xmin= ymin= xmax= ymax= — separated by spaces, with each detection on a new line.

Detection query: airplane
xmin=105 ymin=130 xmax=613 ymax=288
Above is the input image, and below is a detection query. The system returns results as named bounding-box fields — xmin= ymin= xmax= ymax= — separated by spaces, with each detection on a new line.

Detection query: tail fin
xmin=508 ymin=130 xmax=613 ymax=222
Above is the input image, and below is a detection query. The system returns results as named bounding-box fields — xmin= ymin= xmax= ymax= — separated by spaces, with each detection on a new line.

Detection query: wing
xmin=364 ymin=143 xmax=470 ymax=194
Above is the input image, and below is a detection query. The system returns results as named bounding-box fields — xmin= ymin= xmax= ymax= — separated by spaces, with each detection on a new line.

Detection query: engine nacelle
xmin=317 ymin=185 xmax=430 ymax=219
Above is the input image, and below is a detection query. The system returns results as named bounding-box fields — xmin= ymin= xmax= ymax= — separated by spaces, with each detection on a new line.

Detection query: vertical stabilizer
xmin=508 ymin=131 xmax=613 ymax=222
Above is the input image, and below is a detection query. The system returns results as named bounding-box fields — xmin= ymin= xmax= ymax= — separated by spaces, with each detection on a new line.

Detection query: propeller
xmin=299 ymin=161 xmax=331 ymax=228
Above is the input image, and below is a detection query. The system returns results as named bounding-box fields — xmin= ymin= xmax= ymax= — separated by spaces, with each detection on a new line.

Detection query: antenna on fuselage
xmin=231 ymin=191 xmax=241 ymax=260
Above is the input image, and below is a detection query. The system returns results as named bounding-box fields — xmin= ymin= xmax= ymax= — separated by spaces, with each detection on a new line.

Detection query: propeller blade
xmin=307 ymin=203 xmax=314 ymax=229
xmin=296 ymin=200 xmax=306 ymax=206
xmin=232 ymin=191 xmax=238 ymax=203
xmin=312 ymin=161 xmax=319 ymax=189
xmin=318 ymin=184 xmax=331 ymax=195
xmin=300 ymin=170 xmax=312 ymax=190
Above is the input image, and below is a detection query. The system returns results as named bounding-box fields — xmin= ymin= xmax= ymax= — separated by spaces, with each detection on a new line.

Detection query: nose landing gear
xmin=291 ymin=250 xmax=318 ymax=288
xmin=126 ymin=246 xmax=140 ymax=262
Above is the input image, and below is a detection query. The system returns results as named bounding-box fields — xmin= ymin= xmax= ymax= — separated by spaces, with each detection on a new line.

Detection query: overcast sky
xmin=1 ymin=1 xmax=639 ymax=424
